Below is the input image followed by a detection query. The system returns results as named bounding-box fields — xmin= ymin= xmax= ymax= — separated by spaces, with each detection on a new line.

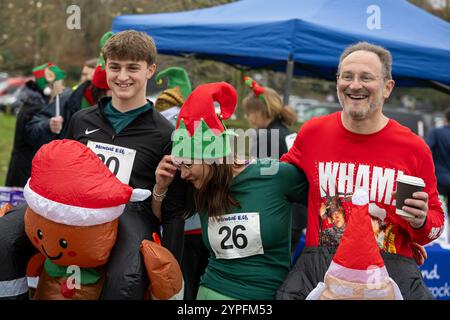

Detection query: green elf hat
xmin=92 ymin=31 xmax=114 ymax=90
xmin=171 ymin=82 xmax=237 ymax=161
xmin=243 ymin=76 xmax=267 ymax=105
xmin=32 ymin=63 xmax=66 ymax=91
xmin=155 ymin=67 xmax=192 ymax=100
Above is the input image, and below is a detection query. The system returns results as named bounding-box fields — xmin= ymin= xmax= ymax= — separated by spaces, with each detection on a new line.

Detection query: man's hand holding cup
xmin=394 ymin=174 xmax=428 ymax=229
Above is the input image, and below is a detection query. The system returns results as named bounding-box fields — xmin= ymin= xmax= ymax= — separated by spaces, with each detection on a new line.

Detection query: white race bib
xmin=208 ymin=212 xmax=264 ymax=259
xmin=87 ymin=141 xmax=136 ymax=184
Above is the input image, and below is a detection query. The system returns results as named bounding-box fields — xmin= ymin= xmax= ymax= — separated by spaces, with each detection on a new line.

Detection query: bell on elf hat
xmin=306 ymin=189 xmax=403 ymax=300
xmin=23 ymin=139 xmax=150 ymax=227
xmin=171 ymin=82 xmax=237 ymax=162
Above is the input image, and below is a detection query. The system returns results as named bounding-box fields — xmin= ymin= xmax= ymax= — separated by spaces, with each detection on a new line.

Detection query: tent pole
xmin=283 ymin=54 xmax=294 ymax=105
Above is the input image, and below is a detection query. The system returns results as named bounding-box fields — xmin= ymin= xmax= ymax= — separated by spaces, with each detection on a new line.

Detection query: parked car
xmin=0 ymin=77 xmax=31 ymax=114
xmin=298 ymin=102 xmax=433 ymax=138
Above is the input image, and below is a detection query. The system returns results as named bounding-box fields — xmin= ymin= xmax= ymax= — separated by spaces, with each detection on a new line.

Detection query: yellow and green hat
xmin=171 ymin=82 xmax=237 ymax=161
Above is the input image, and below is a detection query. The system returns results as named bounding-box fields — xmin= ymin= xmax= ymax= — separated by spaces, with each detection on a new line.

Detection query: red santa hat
xmin=23 ymin=139 xmax=150 ymax=227
xmin=307 ymin=189 xmax=403 ymax=300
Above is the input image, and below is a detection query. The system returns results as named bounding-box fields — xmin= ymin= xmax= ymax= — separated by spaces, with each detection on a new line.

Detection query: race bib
xmin=87 ymin=141 xmax=136 ymax=184
xmin=208 ymin=212 xmax=264 ymax=259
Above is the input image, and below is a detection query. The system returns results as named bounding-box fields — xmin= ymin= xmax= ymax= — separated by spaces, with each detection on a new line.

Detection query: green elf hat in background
xmin=32 ymin=63 xmax=66 ymax=91
xmin=155 ymin=86 xmax=185 ymax=112
xmin=243 ymin=76 xmax=267 ymax=106
xmin=171 ymin=82 xmax=238 ymax=161
xmin=92 ymin=31 xmax=114 ymax=90
xmin=155 ymin=67 xmax=192 ymax=101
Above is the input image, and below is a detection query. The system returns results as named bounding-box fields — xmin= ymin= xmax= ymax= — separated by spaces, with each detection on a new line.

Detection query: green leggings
xmin=196 ymin=285 xmax=238 ymax=300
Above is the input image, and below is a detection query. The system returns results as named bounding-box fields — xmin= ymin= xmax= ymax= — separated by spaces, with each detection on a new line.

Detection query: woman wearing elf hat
xmin=242 ymin=76 xmax=298 ymax=158
xmin=153 ymin=81 xmax=308 ymax=300
xmin=5 ymin=62 xmax=67 ymax=188
xmin=242 ymin=77 xmax=307 ymax=257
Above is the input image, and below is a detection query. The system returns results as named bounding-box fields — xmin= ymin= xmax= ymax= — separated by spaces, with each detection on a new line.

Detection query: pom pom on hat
xmin=92 ymin=65 xmax=109 ymax=90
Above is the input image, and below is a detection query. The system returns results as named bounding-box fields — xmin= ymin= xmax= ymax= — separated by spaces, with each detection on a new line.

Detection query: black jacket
xmin=25 ymin=84 xmax=79 ymax=149
xmin=66 ymin=97 xmax=187 ymax=299
xmin=5 ymin=81 xmax=48 ymax=187
xmin=251 ymin=118 xmax=293 ymax=159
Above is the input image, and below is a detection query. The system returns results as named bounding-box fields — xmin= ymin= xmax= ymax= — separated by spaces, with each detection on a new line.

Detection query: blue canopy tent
xmin=112 ymin=0 xmax=450 ymax=98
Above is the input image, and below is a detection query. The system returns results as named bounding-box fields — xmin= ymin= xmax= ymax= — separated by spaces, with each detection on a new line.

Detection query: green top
xmin=80 ymin=96 xmax=91 ymax=109
xmin=104 ymin=101 xmax=152 ymax=134
xmin=199 ymin=159 xmax=308 ymax=300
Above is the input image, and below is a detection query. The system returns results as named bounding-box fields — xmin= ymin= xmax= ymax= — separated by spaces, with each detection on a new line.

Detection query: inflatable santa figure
xmin=306 ymin=189 xmax=403 ymax=300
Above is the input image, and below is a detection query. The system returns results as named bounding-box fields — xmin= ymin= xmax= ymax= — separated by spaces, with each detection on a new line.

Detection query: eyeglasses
xmin=336 ymin=72 xmax=382 ymax=84
xmin=173 ymin=161 xmax=193 ymax=172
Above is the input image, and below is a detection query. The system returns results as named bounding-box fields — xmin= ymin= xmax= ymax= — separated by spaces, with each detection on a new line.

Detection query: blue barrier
xmin=0 ymin=186 xmax=25 ymax=207
xmin=420 ymin=242 xmax=450 ymax=300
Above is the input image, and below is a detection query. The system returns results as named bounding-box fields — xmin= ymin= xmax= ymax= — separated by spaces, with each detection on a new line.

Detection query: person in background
xmin=5 ymin=63 xmax=66 ymax=187
xmin=155 ymin=66 xmax=208 ymax=300
xmin=154 ymin=82 xmax=308 ymax=300
xmin=426 ymin=107 xmax=450 ymax=214
xmin=78 ymin=58 xmax=97 ymax=85
xmin=25 ymin=32 xmax=113 ymax=149
xmin=242 ymin=77 xmax=307 ymax=256
xmin=154 ymin=66 xmax=191 ymax=126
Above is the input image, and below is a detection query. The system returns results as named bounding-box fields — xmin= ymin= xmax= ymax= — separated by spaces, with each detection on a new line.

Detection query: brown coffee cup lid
xmin=397 ymin=174 xmax=425 ymax=187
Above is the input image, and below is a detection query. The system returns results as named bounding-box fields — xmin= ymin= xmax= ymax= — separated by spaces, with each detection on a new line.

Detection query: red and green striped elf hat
xmin=243 ymin=76 xmax=267 ymax=105
xmin=171 ymin=82 xmax=238 ymax=161
xmin=32 ymin=63 xmax=66 ymax=91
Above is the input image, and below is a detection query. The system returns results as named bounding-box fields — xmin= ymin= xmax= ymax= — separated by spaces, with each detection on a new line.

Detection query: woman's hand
xmin=155 ymin=155 xmax=178 ymax=192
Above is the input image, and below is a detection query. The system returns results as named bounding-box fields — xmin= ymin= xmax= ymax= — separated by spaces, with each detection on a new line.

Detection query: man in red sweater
xmin=277 ymin=42 xmax=444 ymax=300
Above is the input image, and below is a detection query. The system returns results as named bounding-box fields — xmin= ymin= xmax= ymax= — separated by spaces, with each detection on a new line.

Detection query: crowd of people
xmin=0 ymin=29 xmax=448 ymax=301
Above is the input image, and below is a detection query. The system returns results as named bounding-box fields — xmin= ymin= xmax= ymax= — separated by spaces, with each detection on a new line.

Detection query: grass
xmin=0 ymin=113 xmax=15 ymax=185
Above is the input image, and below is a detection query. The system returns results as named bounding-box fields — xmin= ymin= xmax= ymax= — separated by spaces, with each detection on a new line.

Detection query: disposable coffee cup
xmin=395 ymin=174 xmax=425 ymax=218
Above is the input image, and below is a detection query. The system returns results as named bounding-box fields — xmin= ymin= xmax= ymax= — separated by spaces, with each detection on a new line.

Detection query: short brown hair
xmin=84 ymin=58 xmax=97 ymax=69
xmin=102 ymin=30 xmax=157 ymax=66
xmin=338 ymin=42 xmax=393 ymax=80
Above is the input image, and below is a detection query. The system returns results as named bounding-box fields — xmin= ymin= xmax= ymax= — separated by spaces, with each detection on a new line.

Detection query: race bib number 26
xmin=87 ymin=141 xmax=136 ymax=184
xmin=208 ymin=212 xmax=264 ymax=259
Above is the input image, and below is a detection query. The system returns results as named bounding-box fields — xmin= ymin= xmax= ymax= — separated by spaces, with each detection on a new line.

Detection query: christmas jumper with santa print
xmin=281 ymin=111 xmax=444 ymax=258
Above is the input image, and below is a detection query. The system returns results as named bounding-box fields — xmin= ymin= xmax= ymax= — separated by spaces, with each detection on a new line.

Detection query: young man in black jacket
xmin=65 ymin=30 xmax=186 ymax=299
